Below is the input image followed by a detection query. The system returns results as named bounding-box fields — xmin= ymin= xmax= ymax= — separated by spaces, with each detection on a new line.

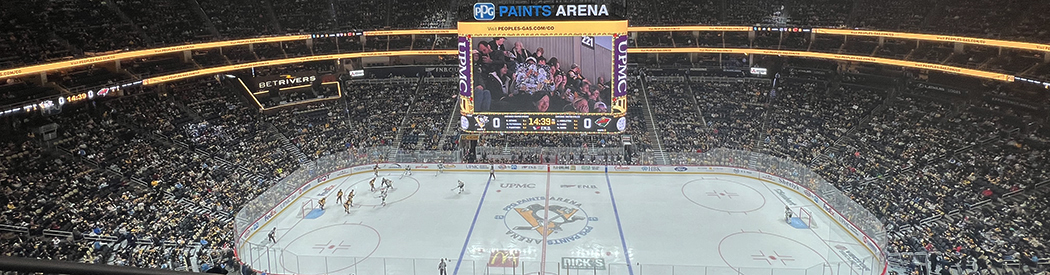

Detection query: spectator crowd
xmin=3 ymin=2 xmax=1050 ymax=275
xmin=2 ymin=63 xmax=1049 ymax=275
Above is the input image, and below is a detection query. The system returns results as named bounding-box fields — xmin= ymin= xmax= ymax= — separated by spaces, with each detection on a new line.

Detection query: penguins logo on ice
xmin=497 ymin=197 xmax=596 ymax=245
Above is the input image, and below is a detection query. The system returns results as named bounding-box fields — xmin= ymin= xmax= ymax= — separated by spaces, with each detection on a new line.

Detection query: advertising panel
xmin=468 ymin=3 xmax=616 ymax=22
xmin=250 ymin=71 xmax=319 ymax=91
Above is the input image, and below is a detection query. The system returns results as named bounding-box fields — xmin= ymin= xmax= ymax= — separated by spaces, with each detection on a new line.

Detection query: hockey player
xmin=373 ymin=163 xmax=379 ymax=177
xmin=380 ymin=189 xmax=389 ymax=206
xmin=400 ymin=165 xmax=412 ymax=179
xmin=343 ymin=199 xmax=351 ymax=213
xmin=489 ymin=164 xmax=496 ymax=180
xmin=784 ymin=206 xmax=794 ymax=223
xmin=268 ymin=228 xmax=277 ymax=243
xmin=383 ymin=178 xmax=393 ymax=190
xmin=318 ymin=197 xmax=326 ymax=210
xmin=346 ymin=192 xmax=354 ymax=208
xmin=455 ymin=180 xmax=465 ymax=194
xmin=369 ymin=178 xmax=377 ymax=191
xmin=436 ymin=162 xmax=445 ymax=175
xmin=336 ymin=189 xmax=344 ymax=203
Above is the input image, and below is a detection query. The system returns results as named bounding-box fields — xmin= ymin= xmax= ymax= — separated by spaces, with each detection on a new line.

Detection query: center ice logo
xmin=496 ymin=196 xmax=597 ymax=245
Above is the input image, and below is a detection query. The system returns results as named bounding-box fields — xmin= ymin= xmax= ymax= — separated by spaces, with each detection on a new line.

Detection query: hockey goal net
xmin=296 ymin=199 xmax=314 ymax=218
xmin=795 ymin=207 xmax=816 ymax=228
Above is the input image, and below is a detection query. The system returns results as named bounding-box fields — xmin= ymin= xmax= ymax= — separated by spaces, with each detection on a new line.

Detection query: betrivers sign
xmin=257 ymin=75 xmax=317 ymax=90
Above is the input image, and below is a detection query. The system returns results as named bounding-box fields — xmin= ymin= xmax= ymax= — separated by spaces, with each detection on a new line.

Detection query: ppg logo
xmin=474 ymin=3 xmax=495 ymax=20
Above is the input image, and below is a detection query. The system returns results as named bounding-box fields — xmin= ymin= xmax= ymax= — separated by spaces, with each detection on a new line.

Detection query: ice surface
xmin=238 ymin=169 xmax=880 ymax=275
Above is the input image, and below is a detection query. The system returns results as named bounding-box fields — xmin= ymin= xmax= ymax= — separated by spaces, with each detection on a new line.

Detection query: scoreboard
xmin=460 ymin=114 xmax=626 ymax=132
xmin=457 ymin=20 xmax=628 ymax=134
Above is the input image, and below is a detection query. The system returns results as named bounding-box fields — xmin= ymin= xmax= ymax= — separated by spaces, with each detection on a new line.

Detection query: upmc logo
xmin=474 ymin=3 xmax=496 ymax=20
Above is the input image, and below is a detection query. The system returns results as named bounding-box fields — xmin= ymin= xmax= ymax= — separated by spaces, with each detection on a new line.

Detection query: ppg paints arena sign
xmin=472 ymin=3 xmax=611 ymax=21
xmin=496 ymin=196 xmax=597 ymax=245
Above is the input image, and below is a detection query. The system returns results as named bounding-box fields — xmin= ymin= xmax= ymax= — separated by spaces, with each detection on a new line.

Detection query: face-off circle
xmin=279 ymin=224 xmax=381 ymax=275
xmin=718 ymin=231 xmax=833 ymax=274
xmin=681 ymin=177 xmax=766 ymax=214
xmin=355 ymin=176 xmax=421 ymax=206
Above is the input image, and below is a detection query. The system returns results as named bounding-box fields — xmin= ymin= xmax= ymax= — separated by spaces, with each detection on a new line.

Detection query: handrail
xmin=0 ymin=255 xmax=199 ymax=275
xmin=627 ymin=26 xmax=753 ymax=32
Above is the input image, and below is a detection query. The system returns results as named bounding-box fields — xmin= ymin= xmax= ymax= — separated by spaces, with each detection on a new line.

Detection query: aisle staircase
xmin=389 ymin=77 xmax=426 ymax=159
xmin=390 ymin=76 xmax=422 ymax=150
xmin=49 ymin=139 xmax=235 ymax=223
xmin=268 ymin=122 xmax=309 ymax=163
xmin=102 ymin=0 xmax=154 ymax=46
xmin=188 ymin=0 xmax=222 ymax=38
xmin=439 ymin=81 xmax=462 ymax=149
xmin=174 ymin=101 xmax=204 ymax=122
xmin=637 ymin=74 xmax=669 ymax=165
xmin=261 ymin=0 xmax=283 ymax=34
xmin=752 ymin=77 xmax=778 ymax=152
xmin=818 ymin=87 xmax=897 ymax=159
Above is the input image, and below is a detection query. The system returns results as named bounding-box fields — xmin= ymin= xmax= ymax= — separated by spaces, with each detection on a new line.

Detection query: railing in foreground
xmin=233 ymin=147 xmax=886 ymax=275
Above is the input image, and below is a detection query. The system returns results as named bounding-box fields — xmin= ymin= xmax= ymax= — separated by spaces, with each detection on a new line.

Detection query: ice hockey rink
xmin=236 ymin=165 xmax=885 ymax=275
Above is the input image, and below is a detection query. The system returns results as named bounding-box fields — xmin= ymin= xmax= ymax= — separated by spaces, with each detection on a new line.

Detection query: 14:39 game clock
xmin=461 ymin=114 xmax=626 ymax=133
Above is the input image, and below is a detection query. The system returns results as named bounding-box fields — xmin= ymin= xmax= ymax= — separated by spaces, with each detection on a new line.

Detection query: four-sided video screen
xmin=458 ymin=21 xmax=628 ymax=133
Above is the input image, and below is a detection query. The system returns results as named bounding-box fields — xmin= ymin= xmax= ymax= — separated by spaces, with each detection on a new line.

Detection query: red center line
xmin=540 ymin=165 xmax=552 ymax=274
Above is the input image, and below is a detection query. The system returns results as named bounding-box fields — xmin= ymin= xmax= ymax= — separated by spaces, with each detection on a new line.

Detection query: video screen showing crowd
xmin=472 ymin=36 xmax=613 ymax=114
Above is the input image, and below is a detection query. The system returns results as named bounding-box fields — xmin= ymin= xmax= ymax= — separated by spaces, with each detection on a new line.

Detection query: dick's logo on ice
xmin=562 ymin=257 xmax=606 ymax=270
xmin=496 ymin=197 xmax=597 ymax=245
